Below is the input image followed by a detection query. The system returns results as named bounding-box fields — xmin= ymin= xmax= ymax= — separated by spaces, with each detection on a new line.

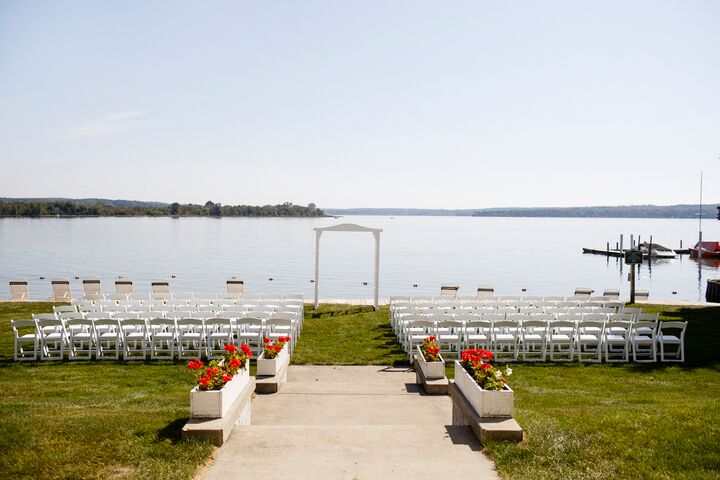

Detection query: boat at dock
xmin=689 ymin=241 xmax=720 ymax=259
xmin=583 ymin=242 xmax=677 ymax=259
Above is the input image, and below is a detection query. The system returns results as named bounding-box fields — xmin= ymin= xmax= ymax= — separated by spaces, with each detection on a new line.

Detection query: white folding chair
xmin=93 ymin=319 xmax=121 ymax=360
xmin=177 ymin=318 xmax=205 ymax=359
xmin=630 ymin=320 xmax=657 ymax=362
xmin=657 ymin=321 xmax=687 ymax=362
xmin=148 ymin=318 xmax=177 ymax=360
xmin=11 ymin=319 xmax=39 ymax=361
xmin=491 ymin=320 xmax=520 ymax=362
xmin=36 ymin=318 xmax=66 ymax=360
xmin=547 ymin=320 xmax=575 ymax=361
xmin=66 ymin=318 xmax=94 ymax=360
xmin=435 ymin=320 xmax=462 ymax=360
xmin=119 ymin=319 xmax=148 ymax=360
xmin=521 ymin=320 xmax=547 ymax=362
xmin=604 ymin=321 xmax=630 ymax=362
xmin=464 ymin=320 xmax=491 ymax=350
xmin=236 ymin=317 xmax=264 ymax=355
xmin=205 ymin=318 xmax=233 ymax=359
xmin=576 ymin=320 xmax=604 ymax=362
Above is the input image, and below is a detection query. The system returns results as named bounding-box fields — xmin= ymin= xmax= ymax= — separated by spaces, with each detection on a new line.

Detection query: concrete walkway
xmin=201 ymin=366 xmax=499 ymax=480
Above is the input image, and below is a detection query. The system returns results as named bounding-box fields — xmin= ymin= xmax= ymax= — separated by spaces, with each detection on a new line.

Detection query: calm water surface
xmin=1 ymin=216 xmax=718 ymax=301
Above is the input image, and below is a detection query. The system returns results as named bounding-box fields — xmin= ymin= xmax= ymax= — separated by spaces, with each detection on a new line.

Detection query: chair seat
xmin=632 ymin=335 xmax=652 ymax=343
xmin=657 ymin=334 xmax=680 ymax=343
xmin=606 ymin=334 xmax=626 ymax=342
xmin=153 ymin=332 xmax=174 ymax=339
xmin=467 ymin=334 xmax=488 ymax=341
xmin=180 ymin=333 xmax=202 ymax=339
xmin=439 ymin=335 xmax=459 ymax=341
xmin=523 ymin=334 xmax=543 ymax=341
xmin=99 ymin=332 xmax=120 ymax=339
xmin=125 ymin=332 xmax=145 ymax=339
xmin=19 ymin=334 xmax=36 ymax=341
xmin=579 ymin=334 xmax=599 ymax=342
xmin=550 ymin=334 xmax=571 ymax=341
xmin=71 ymin=333 xmax=92 ymax=339
xmin=495 ymin=334 xmax=515 ymax=341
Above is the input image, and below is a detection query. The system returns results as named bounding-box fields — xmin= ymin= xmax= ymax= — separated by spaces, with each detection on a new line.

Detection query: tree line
xmin=0 ymin=200 xmax=323 ymax=217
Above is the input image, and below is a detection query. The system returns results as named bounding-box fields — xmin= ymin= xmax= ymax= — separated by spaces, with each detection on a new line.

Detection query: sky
xmin=0 ymin=1 xmax=718 ymax=209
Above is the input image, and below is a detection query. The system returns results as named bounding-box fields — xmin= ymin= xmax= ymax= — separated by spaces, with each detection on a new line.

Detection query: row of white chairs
xmin=392 ymin=308 xmax=645 ymax=335
xmin=399 ymin=316 xmax=686 ymax=363
xmin=12 ymin=317 xmax=294 ymax=362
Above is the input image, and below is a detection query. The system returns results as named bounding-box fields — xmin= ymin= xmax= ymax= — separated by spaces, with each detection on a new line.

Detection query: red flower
xmin=241 ymin=343 xmax=252 ymax=355
xmin=224 ymin=344 xmax=237 ymax=353
xmin=207 ymin=367 xmax=219 ymax=376
xmin=229 ymin=357 xmax=241 ymax=369
xmin=187 ymin=358 xmax=204 ymax=370
xmin=480 ymin=363 xmax=492 ymax=370
xmin=198 ymin=377 xmax=209 ymax=386
xmin=263 ymin=337 xmax=271 ymax=344
xmin=222 ymin=375 xmax=232 ymax=382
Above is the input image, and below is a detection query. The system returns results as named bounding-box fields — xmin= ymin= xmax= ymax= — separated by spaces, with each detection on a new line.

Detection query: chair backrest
xmin=177 ymin=318 xmax=204 ymax=331
xmin=605 ymin=321 xmax=631 ymax=337
xmin=465 ymin=320 xmax=492 ymax=332
xmin=11 ymin=319 xmax=36 ymax=336
xmin=114 ymin=312 xmax=140 ymax=320
xmin=205 ymin=318 xmax=233 ymax=330
xmin=620 ymin=307 xmax=642 ymax=315
xmin=266 ymin=318 xmax=292 ymax=328
xmin=658 ymin=321 xmax=687 ymax=338
xmin=115 ymin=279 xmax=133 ymax=295
xmin=406 ymin=319 xmax=434 ymax=331
xmin=583 ymin=313 xmax=607 ymax=322
xmin=9 ymin=279 xmax=29 ymax=301
xmin=577 ymin=320 xmax=605 ymax=334
xmin=549 ymin=320 xmax=575 ymax=333
xmin=66 ymin=318 xmax=94 ymax=330
xmin=493 ymin=320 xmax=519 ymax=332
xmin=58 ymin=312 xmax=84 ymax=321
xmin=32 ymin=313 xmax=57 ymax=321
xmin=51 ymin=279 xmax=72 ymax=301
xmin=631 ymin=321 xmax=657 ymax=337
xmin=636 ymin=313 xmax=659 ymax=322
xmin=522 ymin=320 xmax=548 ymax=332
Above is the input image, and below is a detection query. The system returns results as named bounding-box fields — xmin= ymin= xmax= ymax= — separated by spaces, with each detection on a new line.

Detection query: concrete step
xmin=252 ymin=388 xmax=451 ymax=425
xmin=203 ymin=424 xmax=498 ymax=480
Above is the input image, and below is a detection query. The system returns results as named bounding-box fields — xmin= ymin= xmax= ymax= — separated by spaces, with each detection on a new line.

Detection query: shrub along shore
xmin=1 ymin=302 xmax=718 ymax=479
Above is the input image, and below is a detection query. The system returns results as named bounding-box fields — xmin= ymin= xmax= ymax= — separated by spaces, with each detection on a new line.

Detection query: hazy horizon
xmin=1 ymin=1 xmax=718 ymax=208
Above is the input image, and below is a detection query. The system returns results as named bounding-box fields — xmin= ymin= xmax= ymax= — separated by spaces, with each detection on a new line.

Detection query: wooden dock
xmin=583 ymin=247 xmax=623 ymax=257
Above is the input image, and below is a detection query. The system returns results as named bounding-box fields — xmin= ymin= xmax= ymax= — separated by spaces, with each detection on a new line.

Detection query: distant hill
xmin=0 ymin=198 xmax=323 ymax=217
xmin=1 ymin=197 xmax=168 ymax=208
xmin=326 ymin=204 xmax=719 ymax=219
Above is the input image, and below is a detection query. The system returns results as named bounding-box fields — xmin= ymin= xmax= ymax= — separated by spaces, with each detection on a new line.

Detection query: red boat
xmin=689 ymin=241 xmax=720 ymax=258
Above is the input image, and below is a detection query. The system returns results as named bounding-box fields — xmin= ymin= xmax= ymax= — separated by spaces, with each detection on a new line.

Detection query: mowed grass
xmin=0 ymin=302 xmax=212 ymax=480
xmin=291 ymin=304 xmax=407 ymax=365
xmin=296 ymin=304 xmax=720 ymax=479
xmin=1 ymin=302 xmax=719 ymax=479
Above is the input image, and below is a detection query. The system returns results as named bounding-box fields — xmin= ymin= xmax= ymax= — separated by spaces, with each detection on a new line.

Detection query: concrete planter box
xmin=454 ymin=361 xmax=513 ymax=418
xmin=415 ymin=345 xmax=445 ymax=379
xmin=190 ymin=360 xmax=250 ymax=418
xmin=257 ymin=343 xmax=289 ymax=376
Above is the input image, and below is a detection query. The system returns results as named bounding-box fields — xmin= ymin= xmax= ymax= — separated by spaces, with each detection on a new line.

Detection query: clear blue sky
xmin=1 ymin=1 xmax=718 ymax=209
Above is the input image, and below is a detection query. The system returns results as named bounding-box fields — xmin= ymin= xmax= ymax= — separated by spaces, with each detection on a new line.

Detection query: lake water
xmin=1 ymin=216 xmax=719 ymax=302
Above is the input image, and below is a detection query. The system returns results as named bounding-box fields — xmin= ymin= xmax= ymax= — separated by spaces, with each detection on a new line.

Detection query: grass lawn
xmin=0 ymin=302 xmax=212 ymax=480
xmin=1 ymin=302 xmax=719 ymax=479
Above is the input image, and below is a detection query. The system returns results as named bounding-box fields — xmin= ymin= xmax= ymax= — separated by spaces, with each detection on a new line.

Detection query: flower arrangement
xmin=262 ymin=336 xmax=291 ymax=359
xmin=187 ymin=343 xmax=252 ymax=391
xmin=420 ymin=336 xmax=442 ymax=362
xmin=460 ymin=349 xmax=512 ymax=391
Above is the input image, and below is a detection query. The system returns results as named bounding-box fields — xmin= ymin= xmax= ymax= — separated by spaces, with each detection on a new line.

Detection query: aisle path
xmin=201 ymin=366 xmax=499 ymax=480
